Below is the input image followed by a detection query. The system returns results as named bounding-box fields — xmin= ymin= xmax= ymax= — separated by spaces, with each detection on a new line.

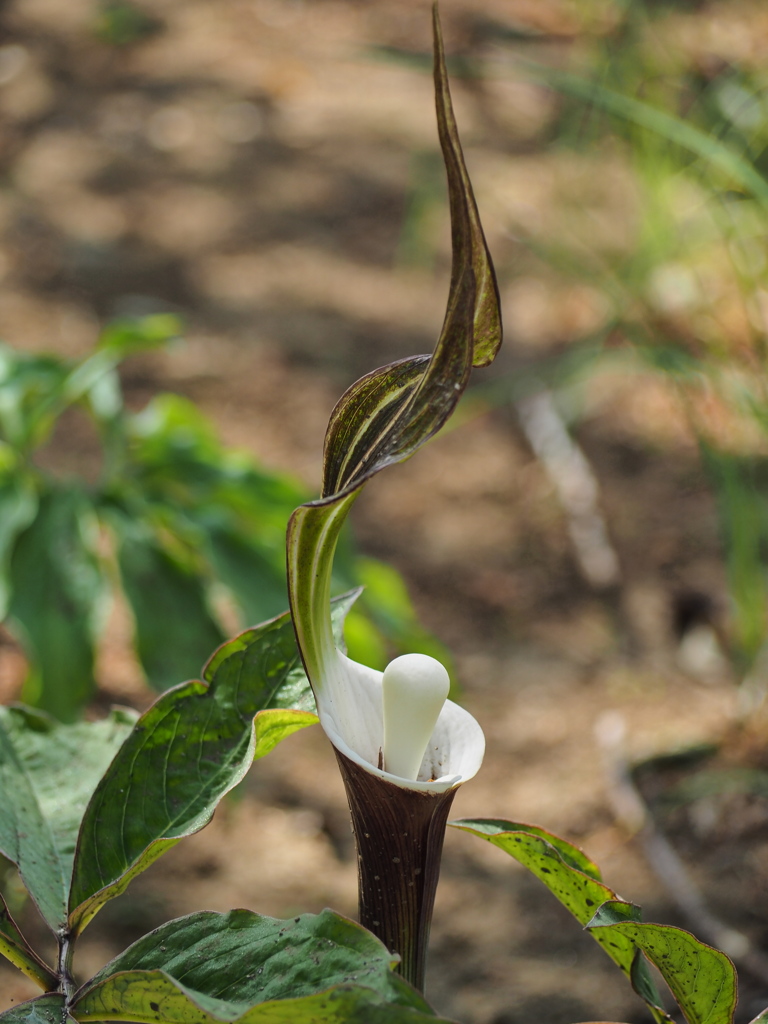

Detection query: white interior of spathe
xmin=316 ymin=649 xmax=485 ymax=793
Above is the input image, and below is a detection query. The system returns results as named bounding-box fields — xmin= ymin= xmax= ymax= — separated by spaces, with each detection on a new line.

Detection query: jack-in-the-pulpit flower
xmin=286 ymin=4 xmax=502 ymax=994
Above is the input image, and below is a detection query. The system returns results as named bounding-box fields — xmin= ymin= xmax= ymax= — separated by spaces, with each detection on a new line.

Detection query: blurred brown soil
xmin=1 ymin=1 xmax=768 ymax=1022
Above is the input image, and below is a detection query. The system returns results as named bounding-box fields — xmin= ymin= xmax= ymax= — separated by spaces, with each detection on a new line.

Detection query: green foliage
xmin=72 ymin=909 xmax=441 ymax=1023
xmin=520 ymin=4 xmax=768 ymax=674
xmin=0 ymin=994 xmax=65 ymax=1024
xmin=68 ymin=595 xmax=352 ymax=934
xmin=453 ymin=819 xmax=741 ymax=1024
xmin=0 ymin=594 xmax=460 ymax=1023
xmin=450 ymin=819 xmax=670 ymax=1023
xmin=0 ymin=692 xmax=741 ymax=1024
xmin=0 ymin=318 xmax=427 ymax=721
xmin=9 ymin=491 xmax=104 ymax=718
xmin=0 ymin=706 xmax=136 ymax=931
xmin=588 ymin=902 xmax=738 ymax=1024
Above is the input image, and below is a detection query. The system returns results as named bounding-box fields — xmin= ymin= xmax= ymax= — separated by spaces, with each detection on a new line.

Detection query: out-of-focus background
xmin=3 ymin=0 xmax=768 ymax=1020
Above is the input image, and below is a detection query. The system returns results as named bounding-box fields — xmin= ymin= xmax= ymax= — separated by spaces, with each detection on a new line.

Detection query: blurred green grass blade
xmin=588 ymin=902 xmax=738 ymax=1024
xmin=527 ymin=65 xmax=768 ymax=207
xmin=9 ymin=489 xmax=103 ymax=721
xmin=0 ymin=890 xmax=57 ymax=990
xmin=367 ymin=43 xmax=768 ymax=206
xmin=451 ymin=819 xmax=671 ymax=1023
xmin=72 ymin=908 xmax=438 ymax=1023
xmin=68 ymin=595 xmax=358 ymax=933
xmin=93 ymin=0 xmax=162 ymax=46
xmin=700 ymin=446 xmax=768 ymax=670
xmin=0 ymin=994 xmax=68 ymax=1024
xmin=0 ymin=707 xmax=136 ymax=932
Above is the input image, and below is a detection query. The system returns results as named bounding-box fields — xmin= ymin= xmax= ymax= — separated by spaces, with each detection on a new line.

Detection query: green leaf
xmin=700 ymin=446 xmax=768 ymax=669
xmin=252 ymin=709 xmax=318 ymax=761
xmin=126 ymin=393 xmax=305 ymax=522
xmin=0 ymin=319 xmax=177 ymax=460
xmin=68 ymin=595 xmax=357 ymax=934
xmin=98 ymin=315 xmax=181 ymax=355
xmin=0 ymin=707 xmax=137 ymax=932
xmin=8 ymin=489 xmax=104 ymax=721
xmin=206 ymin=526 xmax=289 ymax=626
xmin=0 ymin=345 xmax=69 ymax=452
xmin=0 ymin=994 xmax=68 ymax=1024
xmin=451 ymin=818 xmax=603 ymax=878
xmin=287 ymin=7 xmax=502 ymax=696
xmin=72 ymin=909 xmax=453 ymax=1023
xmin=450 ymin=819 xmax=669 ymax=1023
xmin=0 ymin=457 xmax=37 ymax=619
xmin=122 ymin=392 xmax=306 ymax=629
xmin=588 ymin=902 xmax=738 ymax=1024
xmin=113 ymin=518 xmax=225 ymax=691
xmin=72 ymin=982 xmax=451 ymax=1024
xmin=0 ymin=891 xmax=57 ymax=990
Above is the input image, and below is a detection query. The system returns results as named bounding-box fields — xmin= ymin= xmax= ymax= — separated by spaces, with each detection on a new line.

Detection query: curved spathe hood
xmin=316 ymin=649 xmax=485 ymax=793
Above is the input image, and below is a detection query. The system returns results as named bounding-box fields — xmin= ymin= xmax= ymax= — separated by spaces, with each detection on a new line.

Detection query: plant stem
xmin=56 ymin=929 xmax=76 ymax=1003
xmin=335 ymin=749 xmax=456 ymax=993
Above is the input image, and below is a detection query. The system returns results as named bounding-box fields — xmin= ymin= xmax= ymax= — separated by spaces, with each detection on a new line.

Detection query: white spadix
xmin=382 ymin=653 xmax=450 ymax=781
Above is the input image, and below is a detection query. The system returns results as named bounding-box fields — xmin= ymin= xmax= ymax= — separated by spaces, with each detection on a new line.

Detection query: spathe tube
xmin=317 ymin=646 xmax=484 ymax=990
